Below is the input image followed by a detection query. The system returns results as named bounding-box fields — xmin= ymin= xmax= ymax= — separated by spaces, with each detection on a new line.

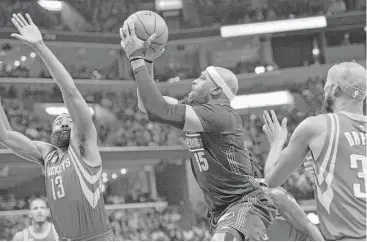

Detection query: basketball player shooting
xmin=120 ymin=19 xmax=322 ymax=241
xmin=0 ymin=13 xmax=114 ymax=240
xmin=263 ymin=62 xmax=366 ymax=240
xmin=13 ymin=198 xmax=59 ymax=241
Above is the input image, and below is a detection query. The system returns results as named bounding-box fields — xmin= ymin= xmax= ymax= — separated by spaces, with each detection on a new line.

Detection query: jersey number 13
xmin=50 ymin=176 xmax=65 ymax=200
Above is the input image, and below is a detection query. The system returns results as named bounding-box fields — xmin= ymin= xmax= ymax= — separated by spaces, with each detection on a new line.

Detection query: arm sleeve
xmin=193 ymin=103 xmax=232 ymax=132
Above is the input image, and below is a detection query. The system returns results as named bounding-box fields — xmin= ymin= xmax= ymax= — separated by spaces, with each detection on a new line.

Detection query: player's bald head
xmin=212 ymin=67 xmax=239 ymax=96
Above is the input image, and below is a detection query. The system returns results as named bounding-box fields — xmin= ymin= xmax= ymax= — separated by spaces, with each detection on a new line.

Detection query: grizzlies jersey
xmin=186 ymin=100 xmax=264 ymax=217
xmin=44 ymin=145 xmax=111 ymax=240
xmin=314 ymin=112 xmax=366 ymax=240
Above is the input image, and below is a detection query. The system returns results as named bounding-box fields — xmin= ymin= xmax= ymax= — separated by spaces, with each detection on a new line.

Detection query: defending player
xmin=263 ymin=62 xmax=366 ymax=240
xmin=0 ymin=13 xmax=114 ymax=240
xmin=13 ymin=198 xmax=59 ymax=241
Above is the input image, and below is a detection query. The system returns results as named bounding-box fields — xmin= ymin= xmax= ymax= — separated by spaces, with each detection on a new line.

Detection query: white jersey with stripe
xmin=44 ymin=144 xmax=111 ymax=240
xmin=313 ymin=112 xmax=366 ymax=240
xmin=21 ymin=223 xmax=58 ymax=241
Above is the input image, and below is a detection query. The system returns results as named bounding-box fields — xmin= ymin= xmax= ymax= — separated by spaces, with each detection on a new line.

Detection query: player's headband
xmin=206 ymin=66 xmax=235 ymax=100
xmin=330 ymin=65 xmax=366 ymax=101
xmin=337 ymin=77 xmax=366 ymax=101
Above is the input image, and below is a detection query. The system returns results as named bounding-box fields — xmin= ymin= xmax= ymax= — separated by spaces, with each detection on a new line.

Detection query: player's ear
xmin=46 ymin=208 xmax=50 ymax=217
xmin=332 ymin=84 xmax=341 ymax=97
xmin=211 ymin=87 xmax=222 ymax=96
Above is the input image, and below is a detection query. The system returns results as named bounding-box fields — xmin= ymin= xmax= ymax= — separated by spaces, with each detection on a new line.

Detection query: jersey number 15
xmin=194 ymin=151 xmax=209 ymax=172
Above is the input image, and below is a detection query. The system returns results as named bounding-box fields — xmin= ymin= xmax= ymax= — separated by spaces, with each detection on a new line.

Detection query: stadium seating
xmin=0 ymin=0 xmax=344 ymax=32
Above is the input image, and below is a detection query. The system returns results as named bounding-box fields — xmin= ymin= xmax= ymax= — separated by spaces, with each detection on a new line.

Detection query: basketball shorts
xmin=209 ymin=193 xmax=277 ymax=240
xmin=266 ymin=217 xmax=310 ymax=241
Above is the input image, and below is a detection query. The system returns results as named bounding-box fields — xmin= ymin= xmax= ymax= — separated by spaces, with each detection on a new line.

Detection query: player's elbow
xmin=0 ymin=130 xmax=11 ymax=144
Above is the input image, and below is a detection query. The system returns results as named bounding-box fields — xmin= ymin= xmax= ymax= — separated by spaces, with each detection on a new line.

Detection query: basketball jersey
xmin=185 ymin=100 xmax=264 ymax=217
xmin=21 ymin=223 xmax=58 ymax=241
xmin=314 ymin=112 xmax=366 ymax=240
xmin=44 ymin=144 xmax=111 ymax=240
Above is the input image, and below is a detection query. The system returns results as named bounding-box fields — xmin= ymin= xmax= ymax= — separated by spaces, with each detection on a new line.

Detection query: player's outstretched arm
xmin=262 ymin=110 xmax=320 ymax=187
xmin=10 ymin=13 xmax=98 ymax=162
xmin=136 ymin=62 xmax=180 ymax=113
xmin=265 ymin=187 xmax=324 ymax=240
xmin=0 ymin=99 xmax=11 ymax=130
xmin=121 ymin=20 xmax=210 ymax=132
xmin=0 ymin=100 xmax=49 ymax=165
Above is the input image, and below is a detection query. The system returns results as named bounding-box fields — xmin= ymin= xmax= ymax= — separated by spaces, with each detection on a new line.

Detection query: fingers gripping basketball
xmin=126 ymin=11 xmax=168 ymax=60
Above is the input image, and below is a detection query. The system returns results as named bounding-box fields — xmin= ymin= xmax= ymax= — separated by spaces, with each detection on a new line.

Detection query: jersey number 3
xmin=194 ymin=151 xmax=209 ymax=172
xmin=50 ymin=176 xmax=65 ymax=200
xmin=350 ymin=154 xmax=367 ymax=199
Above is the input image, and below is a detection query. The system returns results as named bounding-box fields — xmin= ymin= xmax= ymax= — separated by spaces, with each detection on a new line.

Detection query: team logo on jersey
xmin=218 ymin=212 xmax=234 ymax=223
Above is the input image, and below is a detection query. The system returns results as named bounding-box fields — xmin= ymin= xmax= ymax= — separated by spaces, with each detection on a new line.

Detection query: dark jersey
xmin=44 ymin=144 xmax=111 ymax=240
xmin=186 ymin=100 xmax=263 ymax=216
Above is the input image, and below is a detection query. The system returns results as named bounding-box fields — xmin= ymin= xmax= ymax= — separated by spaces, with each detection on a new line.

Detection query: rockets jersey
xmin=186 ymin=100 xmax=264 ymax=217
xmin=21 ymin=223 xmax=58 ymax=241
xmin=314 ymin=112 xmax=366 ymax=240
xmin=44 ymin=144 xmax=111 ymax=240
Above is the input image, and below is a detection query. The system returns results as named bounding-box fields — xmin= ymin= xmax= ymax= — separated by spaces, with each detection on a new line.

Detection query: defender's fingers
xmin=25 ymin=13 xmax=34 ymax=25
xmin=11 ymin=18 xmax=22 ymax=32
xmin=17 ymin=13 xmax=28 ymax=26
xmin=12 ymin=14 xmax=25 ymax=28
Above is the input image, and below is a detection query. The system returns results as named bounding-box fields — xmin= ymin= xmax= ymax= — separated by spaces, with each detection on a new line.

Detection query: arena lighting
xmin=37 ymin=0 xmax=63 ymax=11
xmin=120 ymin=168 xmax=127 ymax=174
xmin=45 ymin=106 xmax=94 ymax=116
xmin=111 ymin=173 xmax=117 ymax=179
xmin=221 ymin=16 xmax=327 ymax=38
xmin=231 ymin=91 xmax=294 ymax=110
xmin=155 ymin=0 xmax=182 ymax=11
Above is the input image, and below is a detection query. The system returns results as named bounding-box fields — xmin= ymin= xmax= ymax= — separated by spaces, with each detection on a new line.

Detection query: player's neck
xmin=31 ymin=221 xmax=49 ymax=233
xmin=334 ymin=100 xmax=364 ymax=115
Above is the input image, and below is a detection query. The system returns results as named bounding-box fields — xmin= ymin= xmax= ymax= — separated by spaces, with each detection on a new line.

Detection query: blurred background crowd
xmin=0 ymin=0 xmax=366 ymax=240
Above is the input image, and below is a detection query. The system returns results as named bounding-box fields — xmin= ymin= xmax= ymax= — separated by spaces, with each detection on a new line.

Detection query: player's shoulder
xmin=34 ymin=141 xmax=56 ymax=157
xmin=197 ymin=100 xmax=232 ymax=111
xmin=296 ymin=115 xmax=327 ymax=136
xmin=13 ymin=230 xmax=24 ymax=241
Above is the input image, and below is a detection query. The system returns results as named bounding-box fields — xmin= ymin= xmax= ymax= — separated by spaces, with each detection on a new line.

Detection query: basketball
xmin=126 ymin=11 xmax=168 ymax=59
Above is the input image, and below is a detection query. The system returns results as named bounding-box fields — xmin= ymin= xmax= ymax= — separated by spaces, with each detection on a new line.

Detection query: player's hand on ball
xmin=10 ymin=13 xmax=43 ymax=47
xmin=262 ymin=110 xmax=288 ymax=147
xmin=120 ymin=20 xmax=157 ymax=61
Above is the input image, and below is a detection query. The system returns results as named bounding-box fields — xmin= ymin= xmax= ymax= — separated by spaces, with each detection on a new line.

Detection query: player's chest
xmin=45 ymin=154 xmax=73 ymax=179
xmin=185 ymin=132 xmax=204 ymax=151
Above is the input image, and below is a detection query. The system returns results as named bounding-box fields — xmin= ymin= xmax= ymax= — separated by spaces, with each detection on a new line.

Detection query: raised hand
xmin=120 ymin=19 xmax=156 ymax=61
xmin=262 ymin=110 xmax=288 ymax=147
xmin=11 ymin=13 xmax=43 ymax=47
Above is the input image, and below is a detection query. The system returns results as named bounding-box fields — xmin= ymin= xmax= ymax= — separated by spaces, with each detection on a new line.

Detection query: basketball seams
xmin=134 ymin=13 xmax=150 ymax=37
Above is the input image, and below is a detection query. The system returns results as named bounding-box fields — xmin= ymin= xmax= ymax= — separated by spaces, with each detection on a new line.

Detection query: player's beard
xmin=51 ymin=129 xmax=71 ymax=148
xmin=321 ymin=94 xmax=335 ymax=113
xmin=187 ymin=88 xmax=210 ymax=106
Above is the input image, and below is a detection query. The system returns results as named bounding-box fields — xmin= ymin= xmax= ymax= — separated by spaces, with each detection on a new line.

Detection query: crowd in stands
xmin=1 ymin=0 xmax=361 ymax=32
xmin=0 ymin=201 xmax=211 ymax=241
